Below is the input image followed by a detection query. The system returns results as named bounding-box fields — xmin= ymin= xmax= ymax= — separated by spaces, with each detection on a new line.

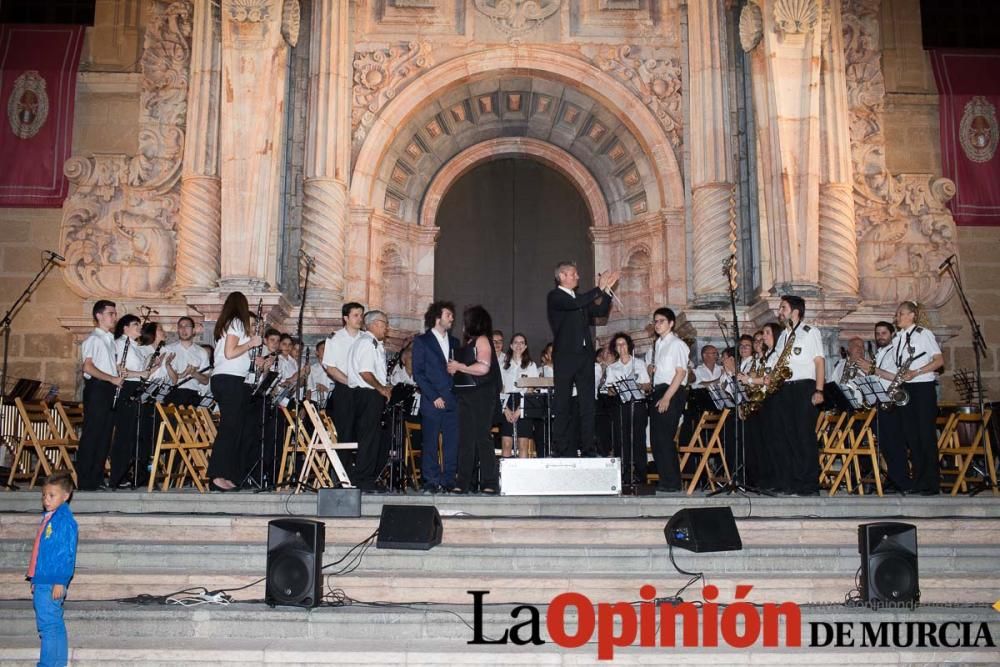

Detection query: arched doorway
xmin=434 ymin=158 xmax=594 ymax=350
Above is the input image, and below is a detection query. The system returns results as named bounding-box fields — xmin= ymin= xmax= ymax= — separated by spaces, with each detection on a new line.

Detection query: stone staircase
xmin=0 ymin=491 xmax=998 ymax=664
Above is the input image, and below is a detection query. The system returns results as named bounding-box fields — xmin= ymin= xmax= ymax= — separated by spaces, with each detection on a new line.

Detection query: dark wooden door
xmin=434 ymin=158 xmax=594 ymax=353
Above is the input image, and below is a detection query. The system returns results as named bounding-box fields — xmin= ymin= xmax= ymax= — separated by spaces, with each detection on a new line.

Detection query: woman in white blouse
xmin=110 ymin=314 xmax=152 ymax=488
xmin=499 ymin=333 xmax=540 ymax=457
xmin=605 ymin=333 xmax=652 ymax=484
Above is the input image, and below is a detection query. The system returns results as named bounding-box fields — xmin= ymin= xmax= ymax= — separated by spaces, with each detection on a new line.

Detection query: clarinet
xmin=111 ymin=337 xmax=131 ymax=411
xmin=247 ymin=299 xmax=265 ymax=384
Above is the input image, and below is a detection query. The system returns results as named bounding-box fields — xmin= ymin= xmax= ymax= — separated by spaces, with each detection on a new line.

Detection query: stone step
xmin=2 ymin=488 xmax=998 ymax=519
xmin=1 ymin=636 xmax=996 ymax=666
xmin=1 ymin=540 xmax=996 ymax=576
xmin=2 ymin=513 xmax=998 ymax=547
xmin=0 ymin=601 xmax=996 ymax=644
xmin=3 ymin=570 xmax=996 ymax=605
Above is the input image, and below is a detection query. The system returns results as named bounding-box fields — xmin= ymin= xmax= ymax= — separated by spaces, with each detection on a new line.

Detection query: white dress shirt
xmin=214 ymin=320 xmax=251 ymax=378
xmin=653 ymin=333 xmax=690 ymax=387
xmin=692 ymin=364 xmax=723 ymax=388
xmin=348 ymin=331 xmax=387 ymax=389
xmin=81 ymin=327 xmax=117 ymax=379
xmin=775 ymin=322 xmax=825 ymax=382
xmin=893 ymin=325 xmax=941 ymax=384
xmin=873 ymin=344 xmax=896 ymax=391
xmin=323 ymin=328 xmax=360 ymax=379
xmin=500 ymin=359 xmax=539 ymax=400
xmin=605 ymin=356 xmax=651 ymax=387
xmin=115 ymin=337 xmax=147 ymax=383
xmin=166 ymin=341 xmax=210 ymax=385
xmin=431 ymin=328 xmax=452 ymax=361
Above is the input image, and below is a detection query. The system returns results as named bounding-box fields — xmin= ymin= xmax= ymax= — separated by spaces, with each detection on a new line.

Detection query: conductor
xmin=546 ymin=261 xmax=620 ymax=457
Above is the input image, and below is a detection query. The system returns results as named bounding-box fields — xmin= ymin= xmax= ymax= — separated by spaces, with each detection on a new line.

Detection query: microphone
xmin=938 ymin=254 xmax=956 ymax=271
xmin=45 ymin=250 xmax=65 ymax=262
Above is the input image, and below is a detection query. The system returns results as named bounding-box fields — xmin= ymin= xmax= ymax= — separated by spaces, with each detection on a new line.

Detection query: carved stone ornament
xmin=352 ymin=42 xmax=433 ymax=146
xmin=774 ymin=0 xmax=818 ymax=36
xmin=59 ymin=0 xmax=192 ymax=299
xmin=228 ymin=0 xmax=270 ymax=23
xmin=281 ymin=0 xmax=300 ymax=47
xmin=7 ymin=71 xmax=49 ymax=139
xmin=594 ymin=45 xmax=683 ymax=149
xmin=843 ymin=0 xmax=956 ymax=309
xmin=739 ymin=3 xmax=763 ymax=52
xmin=474 ymin=0 xmax=561 ymax=38
xmin=959 ymin=95 xmax=998 ymax=164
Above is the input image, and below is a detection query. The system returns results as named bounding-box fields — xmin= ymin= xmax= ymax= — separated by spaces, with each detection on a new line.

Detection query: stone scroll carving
xmin=352 ymin=41 xmax=433 ymax=146
xmin=473 ymin=0 xmax=562 ymax=38
xmin=594 ymin=45 xmax=683 ymax=151
xmin=843 ymin=0 xmax=956 ymax=308
xmin=60 ymin=0 xmax=192 ymax=299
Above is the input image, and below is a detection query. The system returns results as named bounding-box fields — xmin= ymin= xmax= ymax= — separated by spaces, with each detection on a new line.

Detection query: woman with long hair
xmin=447 ymin=305 xmax=501 ymax=494
xmin=605 ymin=332 xmax=652 ymax=485
xmin=110 ymin=314 xmax=150 ymax=488
xmin=738 ymin=321 xmax=783 ymax=491
xmin=208 ymin=292 xmax=261 ymax=491
xmin=499 ymin=333 xmax=539 ymax=458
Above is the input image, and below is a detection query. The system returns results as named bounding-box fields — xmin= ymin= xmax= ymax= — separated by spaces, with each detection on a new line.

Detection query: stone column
xmin=177 ymin=0 xmax=221 ymax=291
xmin=218 ymin=0 xmax=297 ymax=288
xmin=301 ymin=0 xmax=350 ymax=301
xmin=818 ymin=0 xmax=859 ymax=297
xmin=744 ymin=0 xmax=823 ymax=292
xmin=689 ymin=0 xmax=737 ymax=305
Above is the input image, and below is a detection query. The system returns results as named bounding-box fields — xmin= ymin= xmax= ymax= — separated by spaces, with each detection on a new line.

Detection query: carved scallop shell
xmin=739 ymin=3 xmax=763 ymax=52
xmin=281 ymin=0 xmax=300 ymax=47
xmin=774 ymin=0 xmax=818 ymax=35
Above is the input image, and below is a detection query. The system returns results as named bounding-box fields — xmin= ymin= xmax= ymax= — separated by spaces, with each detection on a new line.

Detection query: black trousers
xmin=612 ymin=400 xmax=648 ymax=483
xmin=874 ymin=408 xmax=909 ymax=490
xmin=325 ymin=381 xmax=355 ymax=443
xmin=76 ymin=378 xmax=116 ymax=490
xmin=899 ymin=382 xmax=939 ymax=492
xmin=208 ymin=375 xmax=250 ymax=482
xmin=456 ymin=385 xmax=499 ymax=491
xmin=595 ymin=394 xmax=616 ymax=457
xmin=742 ymin=410 xmax=763 ymax=487
xmin=164 ymin=387 xmax=200 ymax=407
xmin=109 ymin=382 xmax=142 ymax=487
xmin=552 ymin=353 xmax=597 ymax=456
xmin=649 ymin=385 xmax=687 ymax=489
xmin=775 ymin=381 xmax=820 ymax=493
xmin=352 ymin=388 xmax=385 ymax=489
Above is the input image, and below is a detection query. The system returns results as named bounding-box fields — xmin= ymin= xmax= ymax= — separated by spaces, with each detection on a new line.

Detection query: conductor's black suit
xmin=546 ymin=285 xmax=612 ymax=456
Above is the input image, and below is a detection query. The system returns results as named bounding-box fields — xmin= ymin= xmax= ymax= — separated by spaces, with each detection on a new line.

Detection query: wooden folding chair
xmin=940 ymin=408 xmax=997 ymax=496
xmin=296 ymin=400 xmax=358 ymax=492
xmin=148 ymin=404 xmax=208 ymax=492
xmin=277 ymin=406 xmax=310 ymax=485
xmin=817 ymin=411 xmax=849 ymax=492
xmin=53 ymin=401 xmax=84 ymax=442
xmin=6 ymin=399 xmax=77 ymax=488
xmin=405 ymin=421 xmax=423 ymax=487
xmin=677 ymin=409 xmax=731 ymax=494
xmin=822 ymin=409 xmax=882 ymax=496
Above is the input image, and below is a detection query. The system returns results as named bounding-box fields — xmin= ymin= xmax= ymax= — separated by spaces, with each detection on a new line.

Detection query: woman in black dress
xmin=447 ymin=305 xmax=501 ymax=494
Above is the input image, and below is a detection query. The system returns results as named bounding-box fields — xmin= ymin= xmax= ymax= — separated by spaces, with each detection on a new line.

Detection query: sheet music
xmin=854 ymin=375 xmax=889 ymax=406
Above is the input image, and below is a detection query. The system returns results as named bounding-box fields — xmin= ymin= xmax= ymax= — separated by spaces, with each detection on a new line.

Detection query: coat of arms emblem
xmin=7 ymin=70 xmax=49 ymax=139
xmin=959 ymin=95 xmax=998 ymax=163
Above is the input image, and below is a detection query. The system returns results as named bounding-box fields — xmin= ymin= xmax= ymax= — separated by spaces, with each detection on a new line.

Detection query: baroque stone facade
xmin=29 ymin=0 xmax=983 ymax=394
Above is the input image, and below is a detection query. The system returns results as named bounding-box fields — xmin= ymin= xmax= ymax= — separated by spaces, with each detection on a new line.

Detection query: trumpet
xmin=111 ymin=337 xmax=130 ymax=411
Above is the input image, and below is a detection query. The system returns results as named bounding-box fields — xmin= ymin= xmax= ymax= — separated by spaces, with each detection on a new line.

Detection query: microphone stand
xmin=278 ymin=252 xmax=313 ymax=493
xmin=941 ymin=256 xmax=995 ymax=495
xmin=1 ymin=252 xmax=60 ymax=402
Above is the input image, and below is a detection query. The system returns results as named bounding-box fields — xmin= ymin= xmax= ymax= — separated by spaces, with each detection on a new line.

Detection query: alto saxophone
xmin=738 ymin=328 xmax=795 ymax=421
xmin=880 ymin=349 xmax=926 ymax=412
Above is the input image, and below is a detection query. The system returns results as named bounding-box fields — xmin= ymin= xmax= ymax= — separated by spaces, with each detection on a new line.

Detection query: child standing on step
xmin=27 ymin=471 xmax=78 ymax=667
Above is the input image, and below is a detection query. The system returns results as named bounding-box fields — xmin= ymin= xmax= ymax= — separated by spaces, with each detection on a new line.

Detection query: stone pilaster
xmin=689 ymin=0 xmax=737 ymax=305
xmin=301 ymin=0 xmax=350 ymax=301
xmin=218 ymin=0 xmax=296 ymax=288
xmin=177 ymin=0 xmax=222 ymax=291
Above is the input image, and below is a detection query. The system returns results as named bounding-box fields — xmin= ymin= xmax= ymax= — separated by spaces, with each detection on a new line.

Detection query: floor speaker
xmin=664 ymin=506 xmax=742 ymax=553
xmin=265 ymin=518 xmax=324 ymax=608
xmin=859 ymin=522 xmax=919 ymax=605
xmin=376 ymin=505 xmax=442 ymax=550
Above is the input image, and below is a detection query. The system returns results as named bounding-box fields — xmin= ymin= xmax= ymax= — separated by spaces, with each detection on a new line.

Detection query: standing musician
xmin=77 ymin=300 xmax=124 ymax=491
xmin=323 ymin=302 xmax=365 ymax=443
xmin=499 ymin=333 xmax=540 ymax=459
xmin=546 ymin=261 xmax=619 ymax=457
xmin=739 ymin=322 xmax=783 ymax=491
xmin=208 ymin=292 xmax=261 ymax=492
xmin=412 ymin=301 xmax=460 ymax=493
xmin=132 ymin=321 xmax=170 ymax=488
xmin=605 ymin=332 xmax=652 ymax=484
xmin=649 ymin=307 xmax=689 ymax=493
xmin=870 ymin=302 xmax=943 ymax=495
xmin=306 ymin=341 xmax=330 ymax=405
xmin=772 ymin=295 xmax=824 ymax=496
xmin=110 ymin=315 xmax=152 ymax=489
xmin=242 ymin=328 xmax=280 ymax=484
xmin=164 ymin=317 xmax=210 ymax=407
xmin=347 ymin=310 xmax=392 ymax=492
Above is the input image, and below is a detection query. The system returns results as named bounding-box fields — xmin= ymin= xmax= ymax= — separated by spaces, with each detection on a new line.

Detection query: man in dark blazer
xmin=546 ymin=262 xmax=619 ymax=457
xmin=412 ymin=301 xmax=460 ymax=492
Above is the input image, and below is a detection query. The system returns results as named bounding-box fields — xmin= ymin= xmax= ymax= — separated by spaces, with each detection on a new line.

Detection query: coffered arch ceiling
xmin=369 ymin=73 xmax=662 ymax=226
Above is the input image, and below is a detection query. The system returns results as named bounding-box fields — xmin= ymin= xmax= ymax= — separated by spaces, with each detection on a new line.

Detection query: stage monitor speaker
xmin=664 ymin=507 xmax=742 ymax=553
xmin=317 ymin=487 xmax=362 ymax=517
xmin=376 ymin=505 xmax=442 ymax=550
xmin=858 ymin=522 xmax=919 ymax=605
xmin=265 ymin=518 xmax=324 ymax=608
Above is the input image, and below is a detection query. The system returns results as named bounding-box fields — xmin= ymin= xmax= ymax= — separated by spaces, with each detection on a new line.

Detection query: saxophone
xmin=880 ymin=349 xmax=925 ymax=412
xmin=738 ymin=327 xmax=795 ymax=421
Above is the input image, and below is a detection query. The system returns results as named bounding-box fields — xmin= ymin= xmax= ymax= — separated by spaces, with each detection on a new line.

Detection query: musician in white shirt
xmin=692 ymin=345 xmax=723 ymax=388
xmin=110 ymin=314 xmax=152 ymax=489
xmin=164 ymin=316 xmax=210 ymax=406
xmin=323 ymin=302 xmax=365 ymax=443
xmin=499 ymin=333 xmax=540 ymax=458
xmin=605 ymin=333 xmax=651 ymax=485
xmin=77 ymin=300 xmax=125 ymax=490
xmin=307 ymin=340 xmax=330 ymax=405
xmin=649 ymin=307 xmax=689 ymax=493
xmin=347 ymin=310 xmax=391 ymax=491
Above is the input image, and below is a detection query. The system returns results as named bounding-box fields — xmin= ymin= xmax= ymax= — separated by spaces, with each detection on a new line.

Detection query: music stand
xmin=520 ymin=376 xmax=555 ymax=458
xmin=835 ymin=382 xmax=865 ymax=411
xmin=708 ymin=378 xmax=771 ymax=496
xmin=611 ymin=378 xmax=652 ymax=495
xmin=854 ymin=376 xmax=889 ymax=409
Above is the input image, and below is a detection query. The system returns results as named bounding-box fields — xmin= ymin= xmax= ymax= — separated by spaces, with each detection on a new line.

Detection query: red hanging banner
xmin=0 ymin=24 xmax=84 ymax=208
xmin=930 ymin=49 xmax=1000 ymax=226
